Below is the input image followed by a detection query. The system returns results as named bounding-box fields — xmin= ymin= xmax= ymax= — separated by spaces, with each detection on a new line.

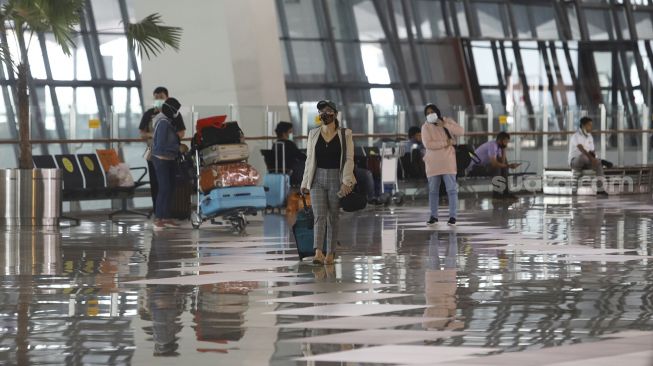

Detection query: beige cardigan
xmin=300 ymin=127 xmax=356 ymax=190
xmin=421 ymin=117 xmax=464 ymax=177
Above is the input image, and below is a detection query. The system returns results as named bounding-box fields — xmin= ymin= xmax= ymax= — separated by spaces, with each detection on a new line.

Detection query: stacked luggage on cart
xmin=190 ymin=115 xmax=266 ymax=232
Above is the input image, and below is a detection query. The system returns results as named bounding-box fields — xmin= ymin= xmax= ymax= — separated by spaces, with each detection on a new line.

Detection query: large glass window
xmin=0 ymin=0 xmax=143 ymax=165
xmin=475 ymin=3 xmax=504 ymax=38
xmin=634 ymin=12 xmax=653 ymax=38
xmin=416 ymin=0 xmax=447 ymax=39
xmin=276 ymin=0 xmax=653 ymax=134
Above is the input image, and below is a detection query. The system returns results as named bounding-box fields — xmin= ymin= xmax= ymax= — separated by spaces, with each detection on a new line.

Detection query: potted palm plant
xmin=0 ymin=0 xmax=181 ymax=226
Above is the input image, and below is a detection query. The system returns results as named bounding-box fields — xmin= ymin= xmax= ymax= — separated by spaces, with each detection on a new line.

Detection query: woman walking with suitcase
xmin=422 ymin=103 xmax=464 ymax=226
xmin=301 ymin=100 xmax=356 ymax=265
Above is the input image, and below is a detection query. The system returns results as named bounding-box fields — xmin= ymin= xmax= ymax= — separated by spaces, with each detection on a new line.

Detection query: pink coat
xmin=421 ymin=117 xmax=464 ymax=177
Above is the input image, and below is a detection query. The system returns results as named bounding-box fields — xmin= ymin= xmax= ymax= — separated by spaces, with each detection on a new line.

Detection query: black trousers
xmin=147 ymin=159 xmax=159 ymax=209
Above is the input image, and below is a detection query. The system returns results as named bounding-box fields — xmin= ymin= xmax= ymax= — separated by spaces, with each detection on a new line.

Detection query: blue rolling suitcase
xmin=200 ymin=186 xmax=267 ymax=216
xmin=264 ymin=141 xmax=290 ymax=209
xmin=292 ymin=195 xmax=327 ymax=260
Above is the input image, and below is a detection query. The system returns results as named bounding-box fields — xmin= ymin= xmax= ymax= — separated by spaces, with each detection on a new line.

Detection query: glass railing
xmin=2 ymin=102 xmax=651 ymax=179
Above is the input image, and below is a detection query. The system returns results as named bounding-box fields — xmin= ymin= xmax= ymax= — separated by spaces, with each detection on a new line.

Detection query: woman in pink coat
xmin=421 ymin=104 xmax=464 ymax=226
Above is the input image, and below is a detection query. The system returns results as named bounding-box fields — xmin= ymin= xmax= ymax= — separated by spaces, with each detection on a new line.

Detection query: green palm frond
xmin=35 ymin=0 xmax=83 ymax=56
xmin=0 ymin=10 xmax=13 ymax=67
xmin=4 ymin=0 xmax=82 ymax=56
xmin=0 ymin=41 xmax=14 ymax=70
xmin=126 ymin=13 xmax=182 ymax=60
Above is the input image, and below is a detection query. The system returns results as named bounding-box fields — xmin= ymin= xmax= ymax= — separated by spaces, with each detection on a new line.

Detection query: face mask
xmin=426 ymin=113 xmax=438 ymax=123
xmin=288 ymin=133 xmax=294 ymax=141
xmin=320 ymin=113 xmax=334 ymax=125
xmin=153 ymin=99 xmax=164 ymax=109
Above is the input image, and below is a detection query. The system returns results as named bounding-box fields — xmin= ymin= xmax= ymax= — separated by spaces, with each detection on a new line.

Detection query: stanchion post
xmin=617 ymin=105 xmax=624 ymax=166
xmin=543 ymin=106 xmax=549 ymax=169
xmin=485 ymin=103 xmax=493 ymax=142
xmin=600 ymin=104 xmax=607 ymax=159
xmin=642 ymin=104 xmax=649 ymax=165
xmin=366 ymin=104 xmax=374 ymax=147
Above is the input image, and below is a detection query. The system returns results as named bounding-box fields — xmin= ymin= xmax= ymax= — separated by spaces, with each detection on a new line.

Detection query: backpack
xmin=443 ymin=127 xmax=480 ymax=176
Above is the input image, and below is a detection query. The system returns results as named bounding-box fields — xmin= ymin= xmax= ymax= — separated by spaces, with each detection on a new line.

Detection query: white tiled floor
xmin=7 ymin=195 xmax=653 ymax=365
xmin=157 ymin=261 xmax=298 ymax=273
xmin=278 ymin=316 xmax=448 ymax=330
xmin=282 ymin=329 xmax=467 ymax=345
xmin=265 ymin=304 xmax=429 ymax=317
xmin=256 ymin=282 xmax=395 ymax=293
xmin=296 ymin=345 xmax=498 ymax=364
xmin=259 ymin=291 xmax=412 ymax=303
xmin=124 ymin=271 xmax=306 ymax=285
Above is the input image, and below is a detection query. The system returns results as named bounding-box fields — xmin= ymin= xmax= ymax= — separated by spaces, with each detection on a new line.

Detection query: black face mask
xmin=320 ymin=113 xmax=334 ymax=124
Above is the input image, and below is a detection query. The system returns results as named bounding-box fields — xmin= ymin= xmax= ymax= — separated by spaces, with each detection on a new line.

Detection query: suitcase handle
xmin=273 ymin=141 xmax=286 ymax=174
xmin=300 ymin=192 xmax=310 ymax=213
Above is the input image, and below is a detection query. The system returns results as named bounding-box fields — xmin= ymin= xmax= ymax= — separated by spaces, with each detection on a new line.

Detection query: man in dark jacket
xmin=274 ymin=121 xmax=306 ymax=186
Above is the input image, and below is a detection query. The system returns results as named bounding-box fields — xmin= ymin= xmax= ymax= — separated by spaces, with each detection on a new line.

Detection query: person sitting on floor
xmin=466 ymin=132 xmax=521 ymax=198
xmin=568 ymin=117 xmax=608 ymax=196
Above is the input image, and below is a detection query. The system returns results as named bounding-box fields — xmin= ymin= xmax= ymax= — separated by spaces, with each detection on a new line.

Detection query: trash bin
xmin=0 ymin=168 xmax=61 ymax=226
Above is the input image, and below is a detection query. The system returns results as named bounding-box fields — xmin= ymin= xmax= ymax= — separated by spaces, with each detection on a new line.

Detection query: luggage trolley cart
xmin=189 ymin=149 xmax=264 ymax=233
xmin=379 ymin=142 xmax=405 ymax=205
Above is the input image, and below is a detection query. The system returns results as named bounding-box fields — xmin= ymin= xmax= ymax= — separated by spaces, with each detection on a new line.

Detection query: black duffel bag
xmin=443 ymin=127 xmax=480 ymax=176
xmin=198 ymin=121 xmax=244 ymax=148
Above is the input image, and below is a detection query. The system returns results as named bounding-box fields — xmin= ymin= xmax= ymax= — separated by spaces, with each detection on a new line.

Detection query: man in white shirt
xmin=568 ymin=117 xmax=607 ymax=195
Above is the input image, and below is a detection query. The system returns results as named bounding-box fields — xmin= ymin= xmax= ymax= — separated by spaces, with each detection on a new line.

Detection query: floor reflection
xmin=0 ymin=194 xmax=651 ymax=365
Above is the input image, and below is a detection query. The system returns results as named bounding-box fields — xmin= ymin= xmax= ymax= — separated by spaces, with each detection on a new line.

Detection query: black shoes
xmin=427 ymin=217 xmax=456 ymax=225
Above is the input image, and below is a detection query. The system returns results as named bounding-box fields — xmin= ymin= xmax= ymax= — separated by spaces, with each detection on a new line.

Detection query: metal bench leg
xmin=59 ymin=199 xmax=80 ymax=226
xmin=109 ymin=198 xmax=151 ymax=219
xmin=60 ymin=215 xmax=80 ymax=226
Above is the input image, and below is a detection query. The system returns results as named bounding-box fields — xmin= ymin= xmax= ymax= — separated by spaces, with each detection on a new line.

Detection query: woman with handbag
xmin=300 ymin=100 xmax=356 ymax=265
xmin=421 ymin=103 xmax=464 ymax=226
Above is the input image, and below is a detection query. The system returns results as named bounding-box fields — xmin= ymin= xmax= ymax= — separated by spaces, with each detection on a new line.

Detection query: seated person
xmin=467 ymin=132 xmax=521 ymax=198
xmin=404 ymin=126 xmax=425 ymax=156
xmin=354 ymin=166 xmax=376 ymax=203
xmin=274 ymin=121 xmax=306 ymax=186
xmin=568 ymin=117 xmax=608 ymax=196
xmin=397 ymin=126 xmax=426 ymax=180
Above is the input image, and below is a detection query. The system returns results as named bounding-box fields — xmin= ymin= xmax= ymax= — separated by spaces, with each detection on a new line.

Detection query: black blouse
xmin=315 ymin=133 xmax=341 ymax=169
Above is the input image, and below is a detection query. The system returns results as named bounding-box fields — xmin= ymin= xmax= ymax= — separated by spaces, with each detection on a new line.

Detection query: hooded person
xmin=421 ymin=103 xmax=464 ymax=226
xmin=139 ymin=87 xmax=186 ymax=210
xmin=151 ymin=97 xmax=182 ymax=230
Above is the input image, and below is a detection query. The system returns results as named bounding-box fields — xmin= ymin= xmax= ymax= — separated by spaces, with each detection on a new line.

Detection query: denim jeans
xmin=152 ymin=156 xmax=177 ymax=219
xmin=427 ymin=174 xmax=457 ymax=219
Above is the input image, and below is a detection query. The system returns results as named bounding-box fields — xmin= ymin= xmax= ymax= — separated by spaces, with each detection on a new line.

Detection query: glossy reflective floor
xmin=1 ymin=195 xmax=653 ymax=365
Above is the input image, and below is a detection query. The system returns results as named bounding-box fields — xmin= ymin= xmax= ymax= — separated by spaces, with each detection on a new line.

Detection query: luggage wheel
xmin=191 ymin=211 xmax=202 ymax=229
xmin=392 ymin=193 xmax=405 ymax=205
xmin=230 ymin=217 xmax=246 ymax=234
